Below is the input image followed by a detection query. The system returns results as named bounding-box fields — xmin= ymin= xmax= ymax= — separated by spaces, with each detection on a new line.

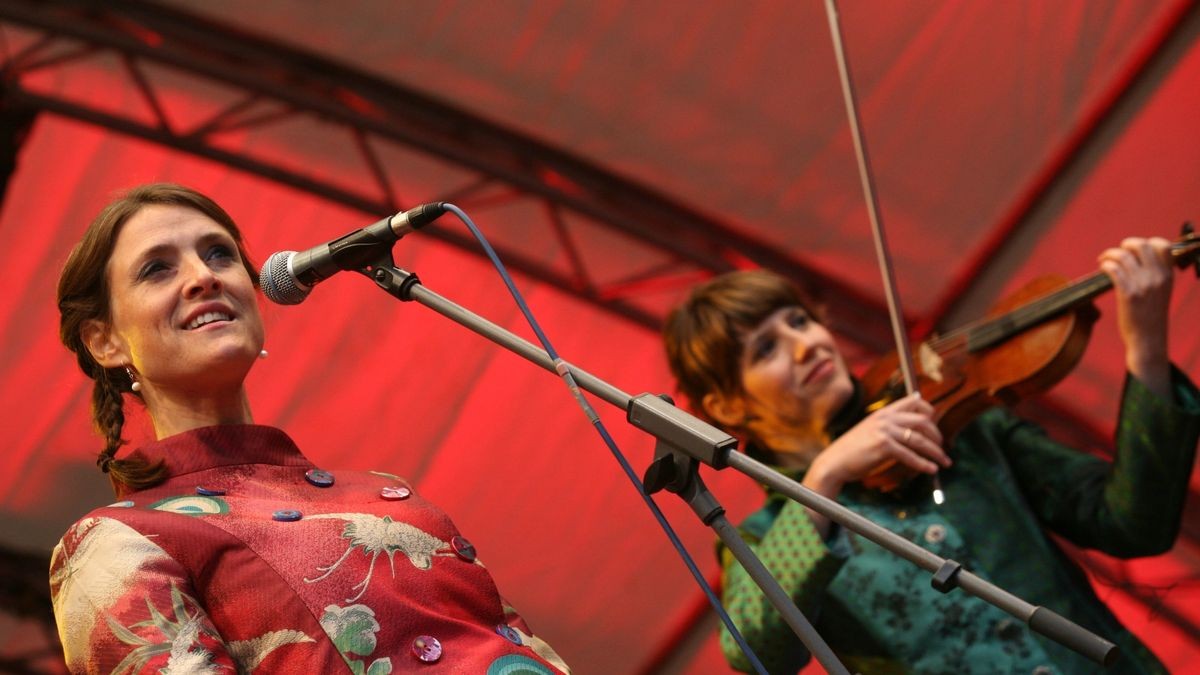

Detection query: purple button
xmin=272 ymin=509 xmax=303 ymax=522
xmin=381 ymin=486 xmax=411 ymax=500
xmin=411 ymin=635 xmax=442 ymax=663
xmin=305 ymin=469 xmax=335 ymax=487
xmin=196 ymin=486 xmax=226 ymax=496
xmin=451 ymin=535 xmax=476 ymax=562
xmin=496 ymin=624 xmax=523 ymax=645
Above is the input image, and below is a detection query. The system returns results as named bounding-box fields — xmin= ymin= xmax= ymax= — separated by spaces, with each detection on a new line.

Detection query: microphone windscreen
xmin=259 ymin=251 xmax=308 ymax=305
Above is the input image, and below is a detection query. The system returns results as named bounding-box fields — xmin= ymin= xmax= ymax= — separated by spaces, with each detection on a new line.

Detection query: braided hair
xmin=56 ymin=183 xmax=258 ymax=492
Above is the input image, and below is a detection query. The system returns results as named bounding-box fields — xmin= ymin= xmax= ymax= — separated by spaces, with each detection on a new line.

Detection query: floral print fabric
xmin=50 ymin=425 xmax=569 ymax=674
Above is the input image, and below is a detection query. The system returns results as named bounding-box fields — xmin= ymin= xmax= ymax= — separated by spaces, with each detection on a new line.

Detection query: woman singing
xmin=51 ymin=183 xmax=569 ymax=674
xmin=662 ymin=243 xmax=1198 ymax=673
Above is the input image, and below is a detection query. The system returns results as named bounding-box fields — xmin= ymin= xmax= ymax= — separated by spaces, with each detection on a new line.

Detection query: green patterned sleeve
xmin=717 ymin=496 xmax=850 ymax=673
xmin=1002 ymin=366 xmax=1200 ymax=556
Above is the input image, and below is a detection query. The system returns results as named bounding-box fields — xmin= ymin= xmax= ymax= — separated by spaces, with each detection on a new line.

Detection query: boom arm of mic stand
xmin=367 ymin=264 xmax=1117 ymax=668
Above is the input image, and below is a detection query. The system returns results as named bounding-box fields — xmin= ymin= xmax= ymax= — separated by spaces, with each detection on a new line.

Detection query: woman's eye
xmin=138 ymin=260 xmax=168 ymax=280
xmin=751 ymin=337 xmax=776 ymax=362
xmin=787 ymin=311 xmax=809 ymax=328
xmin=206 ymin=244 xmax=235 ymax=262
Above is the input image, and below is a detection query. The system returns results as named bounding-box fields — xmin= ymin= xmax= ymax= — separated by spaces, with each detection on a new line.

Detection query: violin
xmin=859 ymin=226 xmax=1200 ymax=492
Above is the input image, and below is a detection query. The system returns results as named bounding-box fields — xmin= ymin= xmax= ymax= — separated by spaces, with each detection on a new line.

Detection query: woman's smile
xmin=801 ymin=358 xmax=836 ymax=386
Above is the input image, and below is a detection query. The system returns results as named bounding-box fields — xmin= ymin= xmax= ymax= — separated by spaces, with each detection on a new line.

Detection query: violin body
xmin=859 ymin=274 xmax=1100 ymax=492
xmin=856 ymin=229 xmax=1196 ymax=493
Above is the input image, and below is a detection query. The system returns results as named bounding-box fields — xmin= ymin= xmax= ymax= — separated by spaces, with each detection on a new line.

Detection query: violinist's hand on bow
xmin=1098 ymin=237 xmax=1173 ymax=399
xmin=801 ymin=394 xmax=949 ymax=534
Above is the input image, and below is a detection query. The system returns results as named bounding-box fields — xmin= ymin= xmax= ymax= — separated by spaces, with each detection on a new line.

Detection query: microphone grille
xmin=259 ymin=251 xmax=308 ymax=305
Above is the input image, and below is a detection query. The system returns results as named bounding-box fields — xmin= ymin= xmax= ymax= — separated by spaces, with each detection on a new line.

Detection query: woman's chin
xmin=155 ymin=348 xmax=259 ymax=388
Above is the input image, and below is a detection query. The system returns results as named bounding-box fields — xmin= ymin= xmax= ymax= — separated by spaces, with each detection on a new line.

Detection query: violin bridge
xmin=919 ymin=341 xmax=944 ymax=383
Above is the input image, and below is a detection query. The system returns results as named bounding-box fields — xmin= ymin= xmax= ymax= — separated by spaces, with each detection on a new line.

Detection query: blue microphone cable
xmin=442 ymin=204 xmax=768 ymax=675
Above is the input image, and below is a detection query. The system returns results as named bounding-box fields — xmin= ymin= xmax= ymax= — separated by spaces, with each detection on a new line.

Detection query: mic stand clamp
xmin=369 ymin=263 xmax=422 ymax=301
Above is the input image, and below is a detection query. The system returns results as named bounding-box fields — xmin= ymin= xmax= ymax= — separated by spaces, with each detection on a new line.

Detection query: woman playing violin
xmin=663 ymin=237 xmax=1199 ymax=674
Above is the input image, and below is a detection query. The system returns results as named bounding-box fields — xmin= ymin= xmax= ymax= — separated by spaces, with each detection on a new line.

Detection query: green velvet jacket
xmin=719 ymin=369 xmax=1200 ymax=674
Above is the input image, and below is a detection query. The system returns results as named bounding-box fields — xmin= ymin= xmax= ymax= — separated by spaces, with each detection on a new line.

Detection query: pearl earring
xmin=125 ymin=366 xmax=142 ymax=393
xmin=259 ymin=349 xmax=269 ymax=359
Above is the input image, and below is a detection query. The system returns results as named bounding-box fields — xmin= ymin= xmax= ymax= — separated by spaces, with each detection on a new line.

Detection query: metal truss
xmin=0 ymin=0 xmax=895 ymax=351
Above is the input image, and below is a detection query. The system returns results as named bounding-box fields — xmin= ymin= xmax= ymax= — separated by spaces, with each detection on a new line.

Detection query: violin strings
xmin=926 ymin=272 xmax=1112 ymax=353
xmin=909 ymin=237 xmax=1195 ymax=368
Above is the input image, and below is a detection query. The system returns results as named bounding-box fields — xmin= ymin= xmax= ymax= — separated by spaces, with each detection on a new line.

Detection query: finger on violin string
xmin=1140 ymin=237 xmax=1175 ymax=276
xmin=1098 ymin=244 xmax=1137 ymax=271
xmin=1121 ymin=238 xmax=1173 ymax=278
xmin=1119 ymin=235 xmax=1170 ymax=258
xmin=1099 ymin=258 xmax=1132 ymax=294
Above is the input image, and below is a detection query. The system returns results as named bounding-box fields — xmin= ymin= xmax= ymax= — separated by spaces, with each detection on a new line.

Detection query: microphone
xmin=259 ymin=202 xmax=446 ymax=304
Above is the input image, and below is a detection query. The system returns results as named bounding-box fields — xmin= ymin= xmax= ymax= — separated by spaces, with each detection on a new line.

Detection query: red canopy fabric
xmin=1 ymin=2 xmax=1197 ymax=672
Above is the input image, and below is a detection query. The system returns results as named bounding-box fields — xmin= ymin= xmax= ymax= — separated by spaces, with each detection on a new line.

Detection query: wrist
xmin=1127 ymin=344 xmax=1167 ymax=372
xmin=803 ymin=460 xmax=845 ymax=498
xmin=1127 ymin=351 xmax=1172 ymax=400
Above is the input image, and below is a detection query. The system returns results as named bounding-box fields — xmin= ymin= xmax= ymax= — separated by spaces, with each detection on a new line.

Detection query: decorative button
xmin=451 ymin=535 xmax=477 ymax=562
xmin=381 ymin=486 xmax=412 ymax=500
xmin=923 ymin=524 xmax=947 ymax=544
xmin=305 ymin=469 xmax=335 ymax=487
xmin=411 ymin=635 xmax=442 ymax=663
xmin=272 ymin=509 xmax=303 ymax=522
xmin=895 ymin=509 xmax=909 ymax=520
xmin=196 ymin=486 xmax=226 ymax=496
xmin=1031 ymin=667 xmax=1053 ymax=675
xmin=496 ymin=624 xmax=523 ymax=645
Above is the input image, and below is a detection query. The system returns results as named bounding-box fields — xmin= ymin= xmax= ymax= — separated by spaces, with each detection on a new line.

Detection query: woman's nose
xmin=182 ymin=258 xmax=222 ymax=298
xmin=784 ymin=333 xmax=807 ymax=362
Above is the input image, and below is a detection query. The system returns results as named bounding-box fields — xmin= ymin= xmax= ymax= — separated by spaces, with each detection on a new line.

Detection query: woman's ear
xmin=81 ymin=319 xmax=126 ymax=368
xmin=702 ymin=391 xmax=746 ymax=428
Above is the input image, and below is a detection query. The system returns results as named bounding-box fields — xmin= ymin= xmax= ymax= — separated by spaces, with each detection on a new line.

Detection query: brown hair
xmin=663 ymin=269 xmax=822 ymax=429
xmin=56 ymin=183 xmax=257 ymax=492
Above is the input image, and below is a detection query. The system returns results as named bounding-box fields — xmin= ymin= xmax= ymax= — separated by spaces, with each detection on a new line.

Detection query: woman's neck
xmin=143 ymin=386 xmax=255 ymax=438
xmin=750 ymin=379 xmax=867 ymax=470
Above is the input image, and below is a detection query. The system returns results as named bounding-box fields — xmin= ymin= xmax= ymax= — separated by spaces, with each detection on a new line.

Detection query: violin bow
xmin=822 ymin=0 xmax=945 ymax=504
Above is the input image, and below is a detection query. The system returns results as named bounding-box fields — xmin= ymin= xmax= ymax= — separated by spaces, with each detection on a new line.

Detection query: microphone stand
xmin=365 ymin=262 xmax=1118 ymax=670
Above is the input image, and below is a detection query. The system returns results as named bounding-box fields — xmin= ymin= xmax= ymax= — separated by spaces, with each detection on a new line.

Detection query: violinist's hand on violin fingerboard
xmin=804 ymin=393 xmax=950 ymax=500
xmin=1098 ymin=237 xmax=1172 ymax=398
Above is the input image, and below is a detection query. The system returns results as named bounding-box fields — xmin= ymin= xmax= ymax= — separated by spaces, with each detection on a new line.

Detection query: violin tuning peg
xmin=1179 ymin=222 xmax=1199 ymax=278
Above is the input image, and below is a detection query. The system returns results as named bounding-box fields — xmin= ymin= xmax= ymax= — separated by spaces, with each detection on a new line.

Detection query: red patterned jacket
xmin=50 ymin=425 xmax=569 ymax=674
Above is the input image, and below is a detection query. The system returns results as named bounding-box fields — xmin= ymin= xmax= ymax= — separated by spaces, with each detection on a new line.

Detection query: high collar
xmin=119 ymin=425 xmax=312 ymax=496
